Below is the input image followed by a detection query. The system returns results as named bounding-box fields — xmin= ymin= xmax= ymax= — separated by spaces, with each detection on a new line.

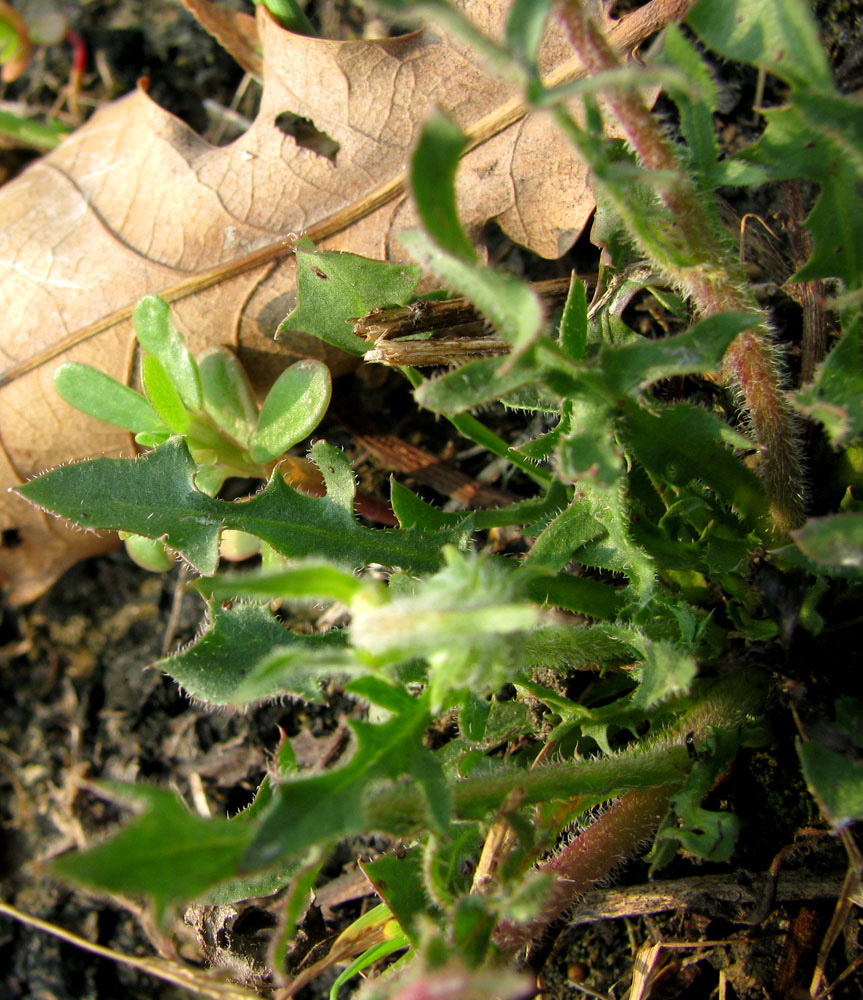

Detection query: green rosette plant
xmin=14 ymin=0 xmax=863 ymax=994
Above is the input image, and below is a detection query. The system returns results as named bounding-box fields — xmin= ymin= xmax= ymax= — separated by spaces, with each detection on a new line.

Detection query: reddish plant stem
xmin=494 ymin=784 xmax=677 ymax=956
xmin=556 ymin=0 xmax=805 ymax=534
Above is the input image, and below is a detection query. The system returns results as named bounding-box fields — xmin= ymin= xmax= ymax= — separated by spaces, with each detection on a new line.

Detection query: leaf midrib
xmin=0 ymin=1 xmax=676 ymax=390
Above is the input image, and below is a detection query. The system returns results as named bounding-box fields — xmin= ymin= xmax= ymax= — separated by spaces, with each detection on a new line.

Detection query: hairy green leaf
xmin=351 ymin=549 xmax=541 ymax=707
xmin=522 ymin=623 xmax=634 ymax=670
xmin=414 ymin=355 xmax=543 ymax=413
xmin=791 ymin=514 xmax=863 ymax=571
xmin=389 ymin=479 xmax=465 ymax=530
xmin=279 ymin=242 xmax=421 ymax=355
xmin=558 ymin=274 xmax=588 ymax=362
xmin=474 ymin=481 xmax=573 ymax=531
xmin=198 ymin=561 xmax=380 ymax=606
xmin=18 ymin=437 xmax=222 ymax=571
xmin=233 ymin=642 xmax=360 ymax=706
xmin=688 ymin=0 xmax=833 ymax=92
xmin=797 ymin=738 xmax=863 ymax=829
xmin=659 ymin=25 xmax=719 ymax=188
xmin=627 ymin=638 xmax=698 ymax=711
xmin=400 ymin=230 xmax=544 ymax=355
xmin=526 ymin=493 xmax=605 ymax=572
xmin=52 ymin=783 xmax=251 ymax=919
xmin=245 ymin=681 xmax=446 ymax=868
xmin=556 ymin=397 xmax=622 ymax=488
xmin=411 ymin=113 xmax=477 ymax=262
xmin=650 ymin=728 xmax=741 ymax=870
xmin=793 ymin=313 xmax=863 ymax=446
xmin=712 ymin=95 xmax=863 ymax=288
xmin=18 ymin=438 xmax=466 ymax=576
xmin=361 ymin=849 xmax=434 ymax=944
xmin=569 ymin=483 xmax=656 ymax=600
xmin=793 ymin=90 xmax=863 ymax=179
xmin=524 ymin=571 xmax=626 ymax=621
xmin=600 ymin=313 xmax=756 ymax=394
xmin=622 ymin=403 xmax=767 ymax=524
xmin=156 ymin=601 xmax=349 ymax=706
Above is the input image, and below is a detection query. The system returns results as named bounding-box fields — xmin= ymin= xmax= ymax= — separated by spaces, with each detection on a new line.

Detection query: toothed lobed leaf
xmin=18 ymin=437 xmax=222 ymax=572
xmin=18 ymin=438 xmax=469 ymax=576
xmin=690 ymin=0 xmax=863 ymax=289
xmin=361 ymin=849 xmax=432 ymax=945
xmin=156 ymin=601 xmax=350 ymax=707
xmin=649 ymin=728 xmax=742 ymax=870
xmin=245 ymin=680 xmax=448 ymax=869
xmin=52 ymin=783 xmax=252 ymax=921
xmin=279 ymin=241 xmax=422 ymax=355
xmin=687 ymin=0 xmax=832 ymax=92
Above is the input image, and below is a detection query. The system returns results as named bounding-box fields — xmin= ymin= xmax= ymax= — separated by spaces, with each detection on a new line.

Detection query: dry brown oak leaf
xmin=0 ymin=0 xmax=684 ymax=604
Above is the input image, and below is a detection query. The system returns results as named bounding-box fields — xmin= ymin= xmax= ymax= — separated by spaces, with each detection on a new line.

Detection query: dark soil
xmin=2 ymin=3 xmax=862 ymax=1000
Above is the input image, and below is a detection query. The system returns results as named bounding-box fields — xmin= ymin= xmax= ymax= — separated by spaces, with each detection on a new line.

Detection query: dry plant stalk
xmin=359 ymin=278 xmax=576 ymax=367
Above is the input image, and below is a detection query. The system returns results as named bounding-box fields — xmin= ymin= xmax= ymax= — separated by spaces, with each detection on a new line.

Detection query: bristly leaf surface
xmin=17 ymin=438 xmax=469 ymax=576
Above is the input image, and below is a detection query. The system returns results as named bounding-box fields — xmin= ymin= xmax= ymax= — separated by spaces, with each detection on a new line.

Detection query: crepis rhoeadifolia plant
xmin=14 ymin=0 xmax=863 ymax=995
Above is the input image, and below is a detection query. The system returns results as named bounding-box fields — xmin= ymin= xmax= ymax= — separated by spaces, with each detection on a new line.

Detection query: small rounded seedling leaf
xmin=249 ymin=359 xmax=332 ymax=463
xmin=220 ymin=529 xmax=262 ymax=562
xmin=133 ymin=295 xmax=203 ymax=411
xmin=54 ymin=362 xmax=164 ymax=433
xmin=134 ymin=429 xmax=172 ymax=448
xmin=195 ymin=465 xmax=228 ymax=498
xmin=122 ymin=532 xmax=176 ymax=572
xmin=141 ymin=353 xmax=190 ymax=434
xmin=198 ymin=347 xmax=259 ymax=447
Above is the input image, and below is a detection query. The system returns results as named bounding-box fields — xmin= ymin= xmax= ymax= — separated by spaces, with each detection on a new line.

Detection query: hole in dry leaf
xmin=2 ymin=528 xmax=22 ymax=549
xmin=274 ymin=112 xmax=339 ymax=164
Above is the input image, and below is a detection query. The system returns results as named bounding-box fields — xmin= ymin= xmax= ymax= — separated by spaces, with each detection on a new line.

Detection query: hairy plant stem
xmin=364 ymin=741 xmax=690 ymax=838
xmin=493 ymin=784 xmax=677 ymax=956
xmin=490 ymin=672 xmax=757 ymax=955
xmin=555 ymin=0 xmax=805 ymax=535
xmin=468 ymin=674 xmax=760 ymax=955
xmin=365 ymin=675 xmax=762 ymax=846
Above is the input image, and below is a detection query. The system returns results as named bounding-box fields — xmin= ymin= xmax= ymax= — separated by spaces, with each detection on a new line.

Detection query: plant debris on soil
xmin=1 ymin=2 xmax=862 ymax=1000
